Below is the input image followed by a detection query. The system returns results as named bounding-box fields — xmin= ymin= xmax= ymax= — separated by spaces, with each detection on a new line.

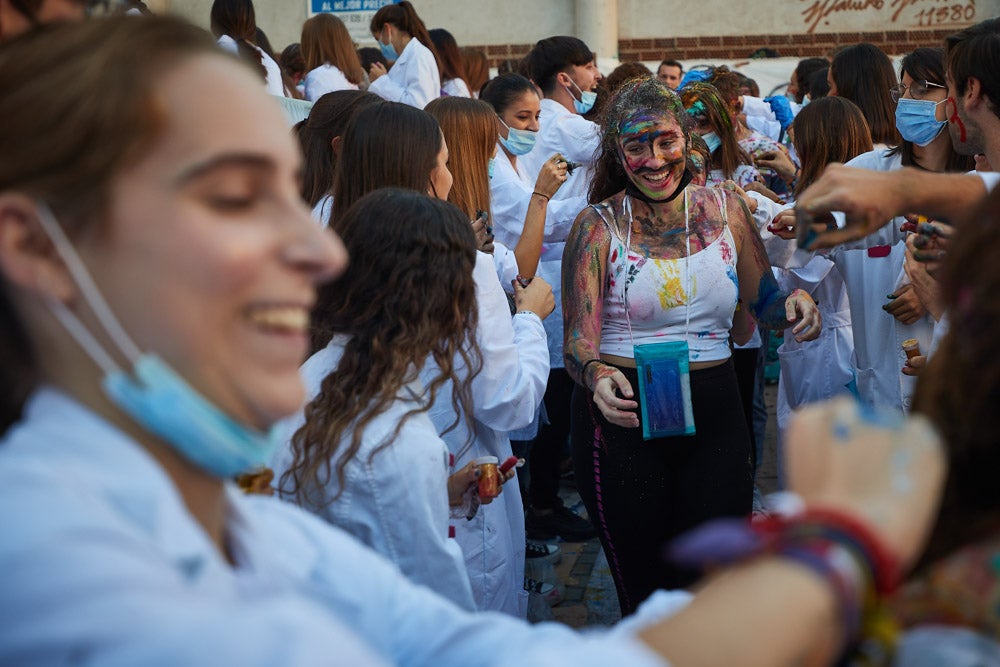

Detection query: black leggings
xmin=570 ymin=359 xmax=753 ymax=615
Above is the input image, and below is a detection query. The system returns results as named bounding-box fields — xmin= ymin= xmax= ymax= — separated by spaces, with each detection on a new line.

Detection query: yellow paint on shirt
xmin=652 ymin=258 xmax=696 ymax=310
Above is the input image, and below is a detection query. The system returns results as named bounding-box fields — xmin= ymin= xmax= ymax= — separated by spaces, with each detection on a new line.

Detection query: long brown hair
xmin=0 ymin=17 xmax=223 ymax=432
xmin=425 ymin=97 xmax=494 ymax=222
xmin=792 ymin=96 xmax=873 ymax=196
xmin=298 ymin=90 xmax=381 ymax=208
xmin=830 ymin=43 xmax=901 ymax=146
xmin=329 ymin=101 xmax=442 ymax=228
xmin=461 ymin=47 xmax=489 ymax=95
xmin=280 ymin=189 xmax=482 ymax=509
xmin=300 ymin=13 xmax=365 ymax=86
xmin=914 ymin=184 xmax=1000 ymax=567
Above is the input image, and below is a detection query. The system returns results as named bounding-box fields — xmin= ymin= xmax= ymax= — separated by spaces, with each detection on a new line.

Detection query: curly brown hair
xmin=280 ymin=189 xmax=482 ymax=509
xmin=913 ymin=184 xmax=1000 ymax=567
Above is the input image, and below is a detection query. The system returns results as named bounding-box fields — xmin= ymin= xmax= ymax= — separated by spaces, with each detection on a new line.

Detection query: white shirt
xmin=443 ymin=77 xmax=471 ymax=98
xmin=303 ymin=63 xmax=359 ymax=101
xmin=520 ymin=98 xmax=600 ymax=203
xmin=368 ymin=38 xmax=440 ymax=109
xmin=832 ymin=148 xmax=936 ymax=413
xmin=0 ymin=387 xmax=683 ymax=666
xmin=494 ymin=129 xmax=592 ymax=368
xmin=217 ymin=34 xmax=285 ymax=97
xmin=273 ymin=335 xmax=475 ymax=610
xmin=420 ymin=252 xmax=549 ymax=615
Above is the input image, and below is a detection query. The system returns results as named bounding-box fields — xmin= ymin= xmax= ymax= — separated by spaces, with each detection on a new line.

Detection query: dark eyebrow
xmin=175 ymin=153 xmax=277 ymax=185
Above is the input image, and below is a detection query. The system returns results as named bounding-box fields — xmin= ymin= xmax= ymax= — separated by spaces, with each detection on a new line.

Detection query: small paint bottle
xmin=902 ymin=338 xmax=921 ymax=361
xmin=474 ymin=456 xmax=500 ymax=500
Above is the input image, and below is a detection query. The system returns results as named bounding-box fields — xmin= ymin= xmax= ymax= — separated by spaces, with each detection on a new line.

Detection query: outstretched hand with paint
xmin=785 ymin=396 xmax=945 ymax=569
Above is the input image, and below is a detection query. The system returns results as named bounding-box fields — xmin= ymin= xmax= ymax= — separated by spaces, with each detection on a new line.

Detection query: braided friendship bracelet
xmin=667 ymin=508 xmax=900 ymax=647
xmin=532 ymin=191 xmax=550 ymax=201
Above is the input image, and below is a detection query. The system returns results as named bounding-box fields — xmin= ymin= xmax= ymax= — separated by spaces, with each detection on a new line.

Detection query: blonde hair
xmin=424 ymin=97 xmax=496 ymax=222
xmin=301 ymin=14 xmax=364 ymax=85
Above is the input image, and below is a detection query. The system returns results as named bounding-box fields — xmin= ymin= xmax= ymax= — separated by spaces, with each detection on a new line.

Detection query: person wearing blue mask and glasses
xmin=807 ymin=47 xmax=973 ymax=415
xmin=366 ymin=0 xmax=440 ymax=109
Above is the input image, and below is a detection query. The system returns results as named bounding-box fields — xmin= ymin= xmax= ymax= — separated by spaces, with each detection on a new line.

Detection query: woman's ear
xmin=0 ymin=193 xmax=77 ymax=303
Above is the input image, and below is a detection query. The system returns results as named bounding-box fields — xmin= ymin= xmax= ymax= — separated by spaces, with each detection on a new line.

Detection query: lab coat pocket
xmin=777 ymin=345 xmax=825 ymax=409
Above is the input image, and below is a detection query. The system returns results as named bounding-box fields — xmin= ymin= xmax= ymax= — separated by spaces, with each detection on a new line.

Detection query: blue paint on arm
xmin=749 ymin=272 xmax=789 ymax=329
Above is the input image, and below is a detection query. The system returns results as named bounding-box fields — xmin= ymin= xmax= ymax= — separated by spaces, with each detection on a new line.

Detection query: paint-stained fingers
xmin=535 ymin=156 xmax=569 ymax=197
xmin=786 ymin=290 xmax=821 ymax=342
xmin=593 ymin=374 xmax=640 ymax=429
xmin=784 ymin=396 xmax=945 ymax=569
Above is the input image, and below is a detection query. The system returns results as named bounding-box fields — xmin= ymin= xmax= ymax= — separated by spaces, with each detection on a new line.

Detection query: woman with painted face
xmin=563 ymin=77 xmax=823 ymax=614
xmin=367 ymin=0 xmax=440 ymax=109
xmin=680 ymin=82 xmax=764 ymax=190
xmin=0 ymin=16 xmax=949 ymax=667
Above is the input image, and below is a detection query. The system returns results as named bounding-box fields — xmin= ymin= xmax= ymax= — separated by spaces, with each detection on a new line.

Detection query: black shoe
xmin=526 ymin=505 xmax=596 ymax=542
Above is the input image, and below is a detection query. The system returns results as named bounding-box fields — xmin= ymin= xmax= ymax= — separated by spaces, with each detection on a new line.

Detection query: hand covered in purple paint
xmin=784 ymin=397 xmax=945 ymax=570
xmin=784 ymin=288 xmax=821 ymax=342
xmin=591 ymin=364 xmax=639 ymax=429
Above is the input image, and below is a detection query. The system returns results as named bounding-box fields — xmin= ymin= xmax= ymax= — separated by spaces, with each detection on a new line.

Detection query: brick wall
xmin=467 ymin=27 xmax=961 ymax=69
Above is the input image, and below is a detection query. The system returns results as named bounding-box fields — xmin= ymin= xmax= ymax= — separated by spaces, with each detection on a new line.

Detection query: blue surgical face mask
xmin=701 ymin=131 xmax=721 ymax=154
xmin=488 ymin=157 xmax=496 ymax=179
xmin=378 ymin=28 xmax=398 ymax=61
xmin=895 ymin=97 xmax=947 ymax=147
xmin=34 ymin=201 xmax=281 ymax=479
xmin=497 ymin=116 xmax=537 ymax=156
xmin=566 ymin=78 xmax=597 ymax=115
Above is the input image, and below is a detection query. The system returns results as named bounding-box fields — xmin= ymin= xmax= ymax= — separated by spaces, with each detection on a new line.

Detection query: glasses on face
xmin=890 ymin=80 xmax=946 ymax=103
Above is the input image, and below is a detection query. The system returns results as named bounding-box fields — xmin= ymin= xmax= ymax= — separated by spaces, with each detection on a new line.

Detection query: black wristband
xmin=581 ymin=358 xmax=604 ymax=380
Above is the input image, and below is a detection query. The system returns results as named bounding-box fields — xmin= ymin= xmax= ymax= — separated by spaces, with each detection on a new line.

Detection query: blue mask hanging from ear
xmin=701 ymin=131 xmax=721 ymax=154
xmin=34 ymin=202 xmax=282 ymax=479
xmin=566 ymin=78 xmax=597 ymax=115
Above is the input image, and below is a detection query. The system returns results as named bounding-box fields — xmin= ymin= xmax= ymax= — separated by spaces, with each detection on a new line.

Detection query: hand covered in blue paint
xmin=784 ymin=288 xmax=822 ymax=342
xmin=784 ymin=397 xmax=944 ymax=569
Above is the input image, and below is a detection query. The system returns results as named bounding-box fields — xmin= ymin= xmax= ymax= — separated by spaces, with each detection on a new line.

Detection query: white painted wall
xmin=165 ymin=0 xmax=1000 ymax=57
xmin=620 ymin=0 xmax=998 ymax=37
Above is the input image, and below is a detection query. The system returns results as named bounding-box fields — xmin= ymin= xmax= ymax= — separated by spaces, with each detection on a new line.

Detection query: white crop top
xmin=597 ymin=192 xmax=739 ymax=363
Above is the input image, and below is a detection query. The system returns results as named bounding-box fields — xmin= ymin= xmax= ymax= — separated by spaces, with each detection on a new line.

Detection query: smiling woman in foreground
xmin=0 ymin=16 xmax=943 ymax=667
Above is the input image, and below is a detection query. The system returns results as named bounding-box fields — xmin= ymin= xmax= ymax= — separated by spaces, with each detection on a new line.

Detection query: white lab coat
xmin=492 ymin=135 xmax=591 ymax=369
xmin=0 ymin=387 xmax=688 ymax=666
xmin=368 ymin=38 xmax=440 ymax=109
xmin=774 ymin=258 xmax=855 ymax=434
xmin=832 ymin=149 xmax=937 ymax=412
xmin=303 ymin=63 xmax=359 ymax=101
xmin=217 ymin=34 xmax=285 ymax=97
xmin=442 ymin=77 xmax=471 ymax=98
xmin=745 ymin=193 xmax=856 ymax=431
xmin=421 ymin=251 xmax=549 ymax=616
xmin=273 ymin=334 xmax=475 ymax=610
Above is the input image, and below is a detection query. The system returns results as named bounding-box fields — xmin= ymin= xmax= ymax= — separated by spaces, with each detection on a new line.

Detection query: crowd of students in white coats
xmin=4 ymin=0 xmax=1000 ymax=663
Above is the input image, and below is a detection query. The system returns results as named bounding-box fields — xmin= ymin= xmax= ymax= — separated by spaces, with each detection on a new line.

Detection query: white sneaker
xmin=525 ymin=541 xmax=562 ymax=564
xmin=524 ymin=577 xmax=563 ymax=606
